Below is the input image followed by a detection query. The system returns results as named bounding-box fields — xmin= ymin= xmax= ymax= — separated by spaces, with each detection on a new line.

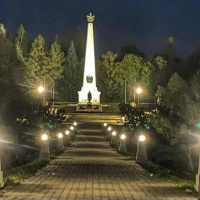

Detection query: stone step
xmin=76 ymin=135 xmax=106 ymax=142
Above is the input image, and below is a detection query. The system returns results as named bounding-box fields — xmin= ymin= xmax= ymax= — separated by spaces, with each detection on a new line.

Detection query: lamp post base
xmin=39 ymin=141 xmax=50 ymax=160
xmin=119 ymin=141 xmax=127 ymax=153
xmin=0 ymin=171 xmax=4 ymax=188
xmin=195 ymin=174 xmax=200 ymax=192
xmin=57 ymin=140 xmax=65 ymax=151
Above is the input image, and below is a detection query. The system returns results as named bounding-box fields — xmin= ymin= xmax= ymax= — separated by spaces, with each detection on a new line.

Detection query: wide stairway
xmin=3 ymin=124 xmax=195 ymax=200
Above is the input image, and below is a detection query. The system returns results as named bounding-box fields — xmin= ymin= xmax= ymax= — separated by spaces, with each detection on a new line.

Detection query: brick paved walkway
xmin=2 ymin=128 xmax=196 ymax=200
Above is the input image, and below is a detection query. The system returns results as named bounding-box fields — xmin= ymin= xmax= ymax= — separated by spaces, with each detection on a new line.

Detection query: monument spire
xmin=78 ymin=12 xmax=101 ymax=106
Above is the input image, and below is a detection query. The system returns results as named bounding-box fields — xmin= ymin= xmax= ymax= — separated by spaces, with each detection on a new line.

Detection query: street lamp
xmin=57 ymin=132 xmax=64 ymax=151
xmin=136 ymin=87 xmax=142 ymax=105
xmin=0 ymin=154 xmax=4 ymax=187
xmin=136 ymin=134 xmax=146 ymax=161
xmin=112 ymin=131 xmax=117 ymax=136
xmin=64 ymin=130 xmax=71 ymax=146
xmin=70 ymin=126 xmax=74 ymax=131
xmin=37 ymin=85 xmax=46 ymax=104
xmin=119 ymin=134 xmax=127 ymax=152
xmin=39 ymin=133 xmax=50 ymax=160
xmin=111 ymin=131 xmax=117 ymax=144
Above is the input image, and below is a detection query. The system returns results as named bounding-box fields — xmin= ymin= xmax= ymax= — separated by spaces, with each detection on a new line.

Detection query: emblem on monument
xmin=86 ymin=75 xmax=93 ymax=83
xmin=87 ymin=12 xmax=95 ymax=23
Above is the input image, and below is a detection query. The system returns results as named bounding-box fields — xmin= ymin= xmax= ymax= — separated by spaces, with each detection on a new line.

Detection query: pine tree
xmin=59 ymin=40 xmax=80 ymax=101
xmin=15 ymin=24 xmax=27 ymax=61
xmin=25 ymin=34 xmax=48 ymax=85
xmin=0 ymin=24 xmax=6 ymax=37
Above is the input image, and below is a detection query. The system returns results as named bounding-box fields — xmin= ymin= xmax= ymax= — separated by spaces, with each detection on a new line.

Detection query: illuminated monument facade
xmin=77 ymin=13 xmax=101 ymax=111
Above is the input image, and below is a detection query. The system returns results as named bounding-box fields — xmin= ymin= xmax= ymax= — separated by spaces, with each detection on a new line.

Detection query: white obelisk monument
xmin=78 ymin=13 xmax=101 ymax=105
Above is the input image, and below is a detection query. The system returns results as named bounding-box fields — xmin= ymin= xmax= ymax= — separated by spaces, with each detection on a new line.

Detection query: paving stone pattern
xmin=2 ymin=129 xmax=196 ymax=200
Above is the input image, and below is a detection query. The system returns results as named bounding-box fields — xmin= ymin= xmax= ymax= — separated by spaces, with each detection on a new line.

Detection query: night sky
xmin=0 ymin=0 xmax=200 ymax=58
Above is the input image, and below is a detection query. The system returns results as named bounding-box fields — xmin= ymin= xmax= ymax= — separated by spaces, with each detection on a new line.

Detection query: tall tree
xmin=161 ymin=36 xmax=184 ymax=76
xmin=64 ymin=28 xmax=86 ymax=60
xmin=150 ymin=56 xmax=168 ymax=93
xmin=0 ymin=24 xmax=6 ymax=37
xmin=59 ymin=41 xmax=80 ymax=101
xmin=24 ymin=34 xmax=48 ymax=85
xmin=119 ymin=54 xmax=153 ymax=101
xmin=15 ymin=24 xmax=28 ymax=60
xmin=46 ymin=36 xmax=65 ymax=86
xmin=97 ymin=51 xmax=122 ymax=102
xmin=186 ymin=47 xmax=200 ymax=78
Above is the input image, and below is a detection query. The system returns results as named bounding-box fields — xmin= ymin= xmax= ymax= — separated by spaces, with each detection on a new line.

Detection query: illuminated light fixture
xmin=136 ymin=87 xmax=142 ymax=94
xmin=107 ymin=126 xmax=112 ymax=131
xmin=37 ymin=85 xmax=45 ymax=93
xmin=70 ymin=126 xmax=74 ymax=131
xmin=112 ymin=131 xmax=117 ymax=136
xmin=65 ymin=130 xmax=70 ymax=135
xmin=139 ymin=135 xmax=146 ymax=142
xmin=103 ymin=123 xmax=108 ymax=127
xmin=73 ymin=122 xmax=77 ymax=126
xmin=41 ymin=133 xmax=48 ymax=141
xmin=120 ymin=134 xmax=126 ymax=140
xmin=58 ymin=133 xmax=63 ymax=139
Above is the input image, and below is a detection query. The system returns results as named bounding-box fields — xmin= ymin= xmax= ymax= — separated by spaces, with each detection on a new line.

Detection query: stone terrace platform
xmin=2 ymin=126 xmax=195 ymax=200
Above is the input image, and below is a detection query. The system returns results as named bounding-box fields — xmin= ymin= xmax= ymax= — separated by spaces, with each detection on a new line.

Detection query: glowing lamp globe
xmin=65 ymin=130 xmax=70 ymax=135
xmin=136 ymin=87 xmax=142 ymax=94
xmin=107 ymin=126 xmax=112 ymax=131
xmin=38 ymin=86 xmax=45 ymax=93
xmin=139 ymin=135 xmax=146 ymax=142
xmin=120 ymin=134 xmax=126 ymax=140
xmin=58 ymin=133 xmax=63 ymax=139
xmin=41 ymin=133 xmax=48 ymax=141
xmin=73 ymin=122 xmax=77 ymax=126
xmin=70 ymin=126 xmax=74 ymax=131
xmin=112 ymin=131 xmax=117 ymax=136
xmin=103 ymin=123 xmax=108 ymax=127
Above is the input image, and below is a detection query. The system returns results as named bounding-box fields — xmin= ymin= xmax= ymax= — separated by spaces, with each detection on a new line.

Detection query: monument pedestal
xmin=76 ymin=103 xmax=102 ymax=112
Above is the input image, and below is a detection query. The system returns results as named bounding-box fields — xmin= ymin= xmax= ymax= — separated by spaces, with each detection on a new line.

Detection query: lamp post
xmin=64 ymin=130 xmax=71 ymax=146
xmin=37 ymin=85 xmax=45 ymax=105
xmin=136 ymin=87 xmax=142 ymax=105
xmin=111 ymin=131 xmax=117 ymax=145
xmin=57 ymin=132 xmax=64 ymax=151
xmin=195 ymin=144 xmax=200 ymax=192
xmin=39 ymin=133 xmax=50 ymax=160
xmin=119 ymin=134 xmax=127 ymax=153
xmin=102 ymin=123 xmax=108 ymax=135
xmin=136 ymin=134 xmax=147 ymax=162
xmin=0 ymin=147 xmax=4 ymax=187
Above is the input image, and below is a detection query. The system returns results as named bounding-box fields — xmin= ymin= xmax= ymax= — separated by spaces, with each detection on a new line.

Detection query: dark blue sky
xmin=0 ymin=0 xmax=200 ymax=57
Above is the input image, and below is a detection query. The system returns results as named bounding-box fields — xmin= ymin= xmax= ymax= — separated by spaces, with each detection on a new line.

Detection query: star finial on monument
xmin=87 ymin=12 xmax=95 ymax=23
